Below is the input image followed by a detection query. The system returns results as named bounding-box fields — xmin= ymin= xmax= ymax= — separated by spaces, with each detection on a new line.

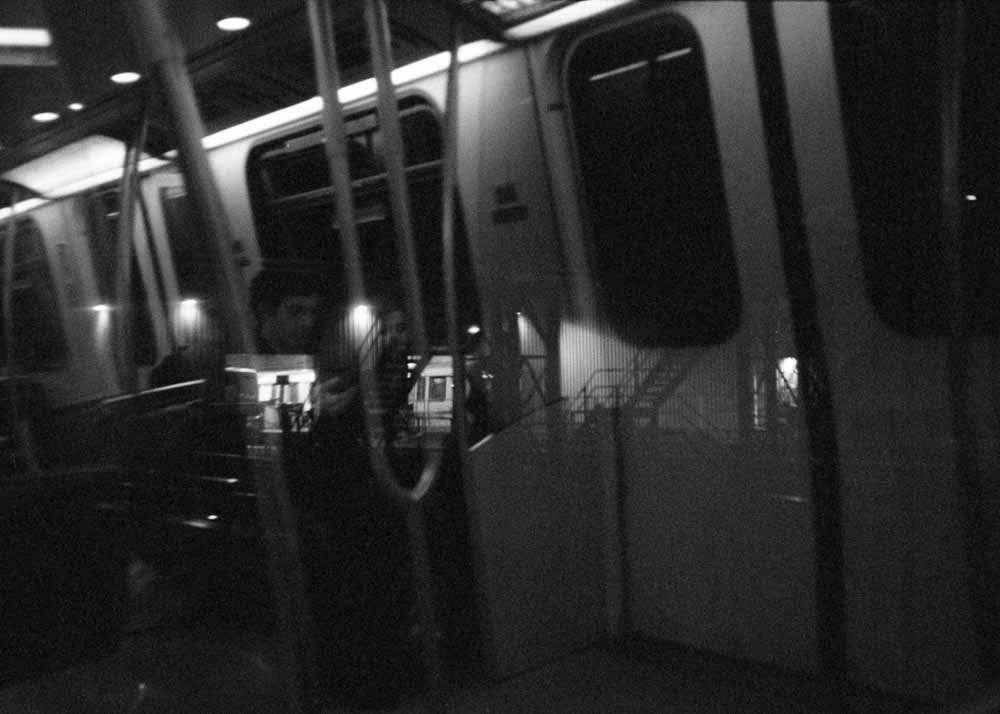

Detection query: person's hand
xmin=311 ymin=377 xmax=358 ymax=418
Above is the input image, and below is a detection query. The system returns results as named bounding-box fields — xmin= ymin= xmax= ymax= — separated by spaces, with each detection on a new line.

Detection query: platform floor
xmin=0 ymin=555 xmax=939 ymax=714
xmin=0 ymin=625 xmax=936 ymax=714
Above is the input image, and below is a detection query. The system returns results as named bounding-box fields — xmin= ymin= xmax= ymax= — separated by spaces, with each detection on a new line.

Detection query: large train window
xmin=0 ymin=218 xmax=68 ymax=371
xmin=246 ymin=97 xmax=479 ymax=352
xmin=567 ymin=15 xmax=740 ymax=347
xmin=84 ymin=189 xmax=157 ymax=367
xmin=832 ymin=0 xmax=1000 ymax=335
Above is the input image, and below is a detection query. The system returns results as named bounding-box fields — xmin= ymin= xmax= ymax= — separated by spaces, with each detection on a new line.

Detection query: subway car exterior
xmin=1 ymin=0 xmax=997 ymax=704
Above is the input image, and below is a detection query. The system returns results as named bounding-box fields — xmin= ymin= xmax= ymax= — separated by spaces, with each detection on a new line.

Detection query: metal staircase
xmin=568 ymin=348 xmax=706 ymax=427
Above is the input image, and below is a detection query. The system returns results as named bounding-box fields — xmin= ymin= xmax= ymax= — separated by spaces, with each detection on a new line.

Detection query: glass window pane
xmin=831 ymin=0 xmax=1000 ymax=335
xmin=567 ymin=16 xmax=741 ymax=346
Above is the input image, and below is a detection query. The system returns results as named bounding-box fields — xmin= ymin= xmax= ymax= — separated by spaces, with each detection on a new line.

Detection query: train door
xmin=1 ymin=202 xmax=114 ymax=408
xmin=138 ymin=169 xmax=231 ymax=377
xmin=779 ymin=0 xmax=997 ymax=697
xmin=533 ymin=1 xmax=817 ymax=673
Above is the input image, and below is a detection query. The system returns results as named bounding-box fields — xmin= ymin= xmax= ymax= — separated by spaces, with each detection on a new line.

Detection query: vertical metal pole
xmin=127 ymin=0 xmax=253 ymax=354
xmin=127 ymin=2 xmax=314 ymax=712
xmin=443 ymin=19 xmax=467 ymax=458
xmin=365 ymin=3 xmax=445 ymax=709
xmin=305 ymin=0 xmax=399 ymax=510
xmin=2 ymin=191 xmax=17 ymax=376
xmin=939 ymin=0 xmax=996 ymax=675
xmin=363 ymin=0 xmax=428 ymax=358
xmin=305 ymin=0 xmax=365 ymax=312
xmin=113 ymin=115 xmax=147 ymax=393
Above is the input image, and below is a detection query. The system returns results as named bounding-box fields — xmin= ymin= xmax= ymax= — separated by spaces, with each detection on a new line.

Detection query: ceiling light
xmin=0 ymin=27 xmax=52 ymax=48
xmin=32 ymin=111 xmax=59 ymax=123
xmin=68 ymin=102 xmax=84 ymax=111
xmin=110 ymin=71 xmax=141 ymax=84
xmin=216 ymin=16 xmax=251 ymax=32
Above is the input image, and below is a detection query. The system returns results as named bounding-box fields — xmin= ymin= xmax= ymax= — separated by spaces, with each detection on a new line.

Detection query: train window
xmin=832 ymin=0 xmax=1000 ymax=335
xmin=0 ymin=218 xmax=68 ymax=371
xmin=567 ymin=16 xmax=740 ymax=347
xmin=85 ymin=189 xmax=157 ymax=366
xmin=253 ymin=99 xmax=441 ymax=201
xmin=428 ymin=376 xmax=448 ymax=402
xmin=160 ymin=186 xmax=215 ymax=299
xmin=246 ymin=98 xmax=479 ymax=350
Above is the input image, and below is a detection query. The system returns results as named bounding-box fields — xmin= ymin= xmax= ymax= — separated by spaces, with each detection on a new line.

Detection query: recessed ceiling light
xmin=32 ymin=111 xmax=59 ymax=123
xmin=68 ymin=102 xmax=84 ymax=111
xmin=216 ymin=16 xmax=251 ymax=32
xmin=110 ymin=71 xmax=141 ymax=84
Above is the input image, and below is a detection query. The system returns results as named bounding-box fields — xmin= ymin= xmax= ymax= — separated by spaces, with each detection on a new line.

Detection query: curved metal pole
xmin=363 ymin=0 xmax=428 ymax=359
xmin=306 ymin=0 xmax=424 ymax=510
xmin=127 ymin=3 xmax=314 ymax=713
xmin=308 ymin=9 xmax=448 ymax=713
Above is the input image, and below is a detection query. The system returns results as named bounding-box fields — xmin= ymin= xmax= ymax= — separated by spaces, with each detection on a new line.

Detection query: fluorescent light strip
xmin=656 ymin=47 xmax=693 ymax=63
xmin=4 ymin=39 xmax=506 ymax=198
xmin=0 ymin=197 xmax=48 ymax=221
xmin=0 ymin=27 xmax=52 ymax=48
xmin=504 ymin=0 xmax=633 ymax=41
xmin=203 ymin=39 xmax=504 ymax=150
xmin=589 ymin=59 xmax=647 ymax=83
xmin=48 ymin=156 xmax=169 ymax=198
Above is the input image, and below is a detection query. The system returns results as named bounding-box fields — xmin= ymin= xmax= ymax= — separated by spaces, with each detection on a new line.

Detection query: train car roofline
xmin=0 ymin=39 xmax=505 ymax=202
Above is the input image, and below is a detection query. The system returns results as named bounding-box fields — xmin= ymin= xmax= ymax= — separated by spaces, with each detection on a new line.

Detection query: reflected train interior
xmin=1 ymin=1 xmax=999 ymax=712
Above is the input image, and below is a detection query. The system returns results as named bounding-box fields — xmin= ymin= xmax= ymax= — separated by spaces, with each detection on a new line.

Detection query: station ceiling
xmin=0 ymin=0 xmax=469 ymax=179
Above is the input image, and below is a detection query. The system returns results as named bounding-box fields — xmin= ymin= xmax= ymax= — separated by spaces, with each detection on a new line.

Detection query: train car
xmin=1 ymin=0 xmax=998 ymax=706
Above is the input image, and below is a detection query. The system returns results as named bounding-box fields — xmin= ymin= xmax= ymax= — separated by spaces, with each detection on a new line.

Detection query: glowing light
xmin=206 ymin=514 xmax=219 ymax=521
xmin=0 ymin=197 xmax=46 ymax=220
xmin=179 ymin=298 xmax=200 ymax=323
xmin=92 ymin=303 xmax=112 ymax=313
xmin=200 ymin=39 xmax=504 ymax=150
xmin=68 ymin=102 xmax=84 ymax=111
xmin=966 ymin=194 xmax=977 ymax=202
xmin=32 ymin=111 xmax=59 ymax=123
xmin=352 ymin=304 xmax=372 ymax=322
xmin=467 ymin=325 xmax=481 ymax=335
xmin=216 ymin=16 xmax=251 ymax=32
xmin=0 ymin=27 xmax=51 ymax=47
xmin=110 ymin=71 xmax=141 ymax=84
xmin=504 ymin=0 xmax=632 ymax=40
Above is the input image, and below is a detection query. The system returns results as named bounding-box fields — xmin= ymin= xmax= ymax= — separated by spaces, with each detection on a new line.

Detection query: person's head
xmin=250 ymin=269 xmax=325 ymax=353
xmin=380 ymin=307 xmax=410 ymax=361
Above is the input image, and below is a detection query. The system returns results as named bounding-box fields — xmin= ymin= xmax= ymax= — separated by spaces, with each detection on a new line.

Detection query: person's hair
xmin=249 ymin=268 xmax=326 ymax=318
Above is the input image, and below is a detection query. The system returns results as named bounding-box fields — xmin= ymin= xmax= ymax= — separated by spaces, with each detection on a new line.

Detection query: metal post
xmin=3 ymin=191 xmax=16 ymax=375
xmin=126 ymin=0 xmax=252 ymax=354
xmin=127 ymin=2 xmax=315 ymax=712
xmin=443 ymin=19 xmax=468 ymax=465
xmin=938 ymin=0 xmax=996 ymax=675
xmin=113 ymin=115 xmax=147 ymax=393
xmin=363 ymin=0 xmax=428 ymax=358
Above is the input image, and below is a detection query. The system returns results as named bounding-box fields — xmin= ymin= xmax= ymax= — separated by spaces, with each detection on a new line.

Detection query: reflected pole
xmin=126 ymin=1 xmax=316 ymax=712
